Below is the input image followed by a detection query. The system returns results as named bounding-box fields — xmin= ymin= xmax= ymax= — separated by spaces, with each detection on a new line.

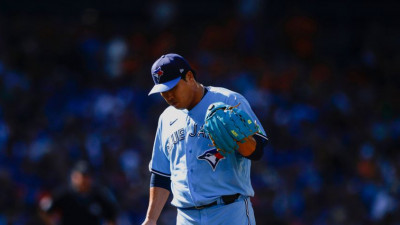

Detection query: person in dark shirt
xmin=39 ymin=161 xmax=118 ymax=225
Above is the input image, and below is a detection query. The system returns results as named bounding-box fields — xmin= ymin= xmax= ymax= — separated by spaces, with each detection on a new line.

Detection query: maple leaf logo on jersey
xmin=197 ymin=149 xmax=225 ymax=171
xmin=153 ymin=67 xmax=164 ymax=83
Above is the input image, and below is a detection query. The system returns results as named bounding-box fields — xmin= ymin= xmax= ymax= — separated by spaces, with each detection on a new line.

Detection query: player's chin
xmin=173 ymin=105 xmax=185 ymax=110
xmin=169 ymin=101 xmax=182 ymax=109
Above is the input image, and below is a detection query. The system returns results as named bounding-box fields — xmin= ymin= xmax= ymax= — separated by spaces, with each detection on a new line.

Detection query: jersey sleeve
xmin=148 ymin=116 xmax=171 ymax=177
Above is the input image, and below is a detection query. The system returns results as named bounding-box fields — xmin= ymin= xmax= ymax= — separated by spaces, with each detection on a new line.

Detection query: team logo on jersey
xmin=153 ymin=67 xmax=164 ymax=83
xmin=197 ymin=149 xmax=225 ymax=171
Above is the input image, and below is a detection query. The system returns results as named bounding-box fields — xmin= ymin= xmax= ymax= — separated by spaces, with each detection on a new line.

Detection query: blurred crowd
xmin=0 ymin=0 xmax=399 ymax=224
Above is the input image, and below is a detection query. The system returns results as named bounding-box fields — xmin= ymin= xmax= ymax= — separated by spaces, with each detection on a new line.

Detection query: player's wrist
xmin=237 ymin=136 xmax=256 ymax=157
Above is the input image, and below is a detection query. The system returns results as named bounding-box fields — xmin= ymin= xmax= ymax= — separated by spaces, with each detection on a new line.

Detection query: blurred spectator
xmin=39 ymin=161 xmax=118 ymax=225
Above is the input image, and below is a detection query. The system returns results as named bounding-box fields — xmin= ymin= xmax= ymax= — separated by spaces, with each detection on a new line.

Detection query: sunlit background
xmin=0 ymin=0 xmax=399 ymax=224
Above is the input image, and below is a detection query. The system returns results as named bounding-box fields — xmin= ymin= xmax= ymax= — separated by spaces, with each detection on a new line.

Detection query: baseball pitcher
xmin=142 ymin=53 xmax=268 ymax=225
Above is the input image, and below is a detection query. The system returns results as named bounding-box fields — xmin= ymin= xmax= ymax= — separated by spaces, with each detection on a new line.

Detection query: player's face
xmin=161 ymin=72 xmax=196 ymax=109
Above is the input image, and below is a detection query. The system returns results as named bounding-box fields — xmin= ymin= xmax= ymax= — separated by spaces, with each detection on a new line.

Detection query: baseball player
xmin=142 ymin=53 xmax=268 ymax=225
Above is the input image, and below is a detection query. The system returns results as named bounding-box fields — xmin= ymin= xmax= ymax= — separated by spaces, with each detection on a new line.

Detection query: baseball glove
xmin=203 ymin=102 xmax=260 ymax=156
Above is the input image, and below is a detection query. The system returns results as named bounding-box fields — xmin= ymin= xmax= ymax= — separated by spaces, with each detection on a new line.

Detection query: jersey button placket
xmin=185 ymin=114 xmax=198 ymax=205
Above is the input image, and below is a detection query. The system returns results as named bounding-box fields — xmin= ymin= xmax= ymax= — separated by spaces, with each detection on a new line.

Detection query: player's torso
xmin=159 ymin=87 xmax=253 ymax=207
xmin=163 ymin=108 xmax=225 ymax=173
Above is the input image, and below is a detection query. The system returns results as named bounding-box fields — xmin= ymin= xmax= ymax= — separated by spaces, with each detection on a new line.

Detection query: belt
xmin=184 ymin=193 xmax=241 ymax=210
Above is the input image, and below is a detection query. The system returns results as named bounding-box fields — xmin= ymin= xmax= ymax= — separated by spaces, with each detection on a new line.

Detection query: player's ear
xmin=185 ymin=71 xmax=195 ymax=83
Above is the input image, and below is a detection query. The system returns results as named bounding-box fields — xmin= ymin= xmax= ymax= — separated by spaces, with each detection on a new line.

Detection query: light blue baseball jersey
xmin=149 ymin=86 xmax=266 ymax=208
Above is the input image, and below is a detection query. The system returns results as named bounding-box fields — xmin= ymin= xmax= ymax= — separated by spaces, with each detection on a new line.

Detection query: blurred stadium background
xmin=0 ymin=0 xmax=399 ymax=224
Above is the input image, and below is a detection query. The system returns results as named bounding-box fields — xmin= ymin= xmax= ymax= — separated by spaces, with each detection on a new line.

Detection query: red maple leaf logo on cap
xmin=153 ymin=67 xmax=164 ymax=82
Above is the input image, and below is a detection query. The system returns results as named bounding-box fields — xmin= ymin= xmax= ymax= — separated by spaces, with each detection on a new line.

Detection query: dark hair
xmin=181 ymin=69 xmax=197 ymax=81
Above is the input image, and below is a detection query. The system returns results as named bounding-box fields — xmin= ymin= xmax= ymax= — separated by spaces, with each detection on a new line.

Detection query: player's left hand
xmin=203 ymin=102 xmax=260 ymax=156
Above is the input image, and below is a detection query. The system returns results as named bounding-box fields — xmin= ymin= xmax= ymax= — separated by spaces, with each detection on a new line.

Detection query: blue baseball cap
xmin=148 ymin=53 xmax=193 ymax=95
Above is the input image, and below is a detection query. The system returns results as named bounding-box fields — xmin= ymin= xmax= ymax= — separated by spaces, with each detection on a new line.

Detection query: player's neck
xmin=187 ymin=83 xmax=204 ymax=111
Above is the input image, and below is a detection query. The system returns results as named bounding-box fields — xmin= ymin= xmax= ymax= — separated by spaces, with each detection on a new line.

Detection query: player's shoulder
xmin=160 ymin=105 xmax=180 ymax=116
xmin=207 ymin=86 xmax=242 ymax=98
xmin=207 ymin=86 xmax=246 ymax=103
xmin=158 ymin=106 xmax=182 ymax=124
